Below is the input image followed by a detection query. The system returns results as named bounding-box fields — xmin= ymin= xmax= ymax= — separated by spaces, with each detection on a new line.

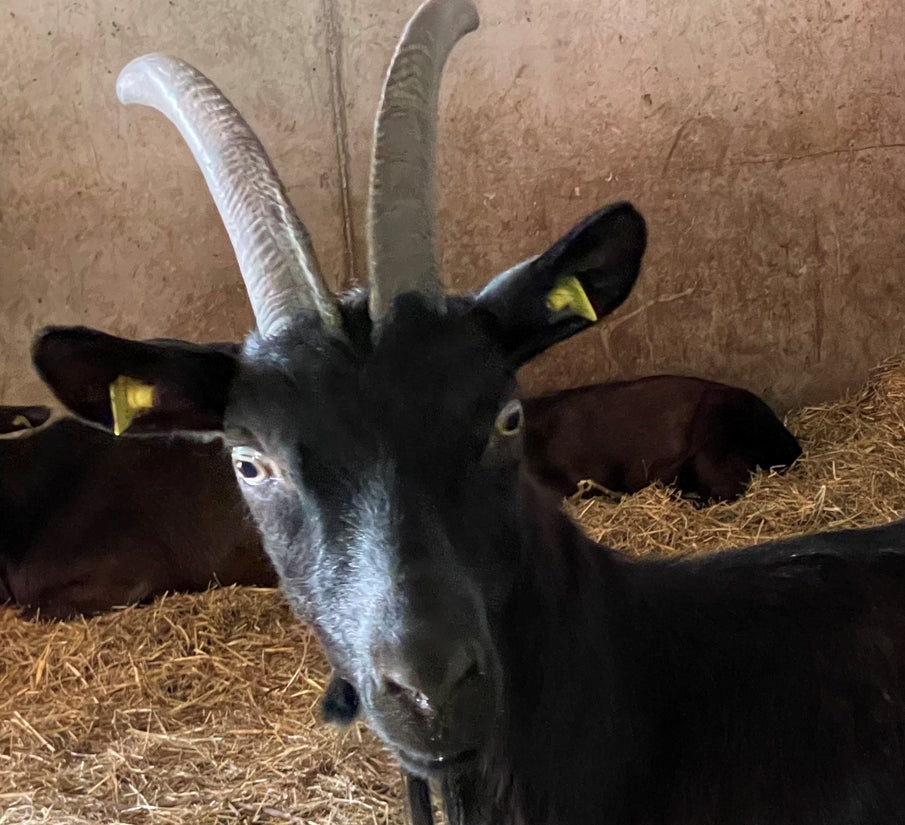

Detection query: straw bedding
xmin=4 ymin=355 xmax=905 ymax=824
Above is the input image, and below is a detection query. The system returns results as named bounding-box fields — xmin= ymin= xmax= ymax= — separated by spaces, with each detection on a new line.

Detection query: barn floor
xmin=0 ymin=589 xmax=401 ymax=825
xmin=4 ymin=356 xmax=905 ymax=824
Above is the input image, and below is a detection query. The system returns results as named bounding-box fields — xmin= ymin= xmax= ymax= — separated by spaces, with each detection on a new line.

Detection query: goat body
xmin=0 ymin=408 xmax=274 ymax=619
xmin=523 ymin=375 xmax=801 ymax=500
xmin=452 ymin=479 xmax=905 ymax=823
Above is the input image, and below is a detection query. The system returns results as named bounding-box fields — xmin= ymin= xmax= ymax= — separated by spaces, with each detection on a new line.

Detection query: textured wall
xmin=2 ymin=0 xmax=905 ymax=411
xmin=0 ymin=0 xmax=345 ymax=403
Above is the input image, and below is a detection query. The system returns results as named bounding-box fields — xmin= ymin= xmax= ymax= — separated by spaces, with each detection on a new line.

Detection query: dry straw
xmin=4 ymin=355 xmax=905 ymax=823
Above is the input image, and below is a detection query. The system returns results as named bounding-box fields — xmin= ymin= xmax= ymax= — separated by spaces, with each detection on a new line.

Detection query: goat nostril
xmin=382 ymin=676 xmax=434 ymax=713
xmin=445 ymin=648 xmax=484 ymax=695
xmin=458 ymin=659 xmax=482 ymax=686
xmin=376 ymin=642 xmax=487 ymax=713
xmin=412 ymin=691 xmax=432 ymax=713
xmin=384 ymin=677 xmax=405 ymax=697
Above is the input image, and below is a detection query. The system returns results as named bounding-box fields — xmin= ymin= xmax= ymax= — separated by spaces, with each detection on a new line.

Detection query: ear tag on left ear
xmin=546 ymin=275 xmax=597 ymax=322
xmin=109 ymin=375 xmax=155 ymax=436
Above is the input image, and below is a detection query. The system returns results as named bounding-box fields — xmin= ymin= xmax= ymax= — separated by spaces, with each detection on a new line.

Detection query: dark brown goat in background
xmin=0 ymin=404 xmax=275 ymax=619
xmin=524 ymin=375 xmax=801 ymax=501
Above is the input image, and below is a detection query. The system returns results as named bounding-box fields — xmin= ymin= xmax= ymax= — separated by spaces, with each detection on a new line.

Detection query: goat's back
xmin=629 ymin=522 xmax=905 ymax=821
xmin=492 ymin=515 xmax=905 ymax=823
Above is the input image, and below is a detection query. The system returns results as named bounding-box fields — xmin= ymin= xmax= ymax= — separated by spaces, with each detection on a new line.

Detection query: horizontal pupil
xmin=502 ymin=412 xmax=521 ymax=432
xmin=237 ymin=461 xmax=258 ymax=478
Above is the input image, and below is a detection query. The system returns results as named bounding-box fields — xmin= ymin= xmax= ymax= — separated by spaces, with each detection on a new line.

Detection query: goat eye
xmin=494 ymin=400 xmax=524 ymax=437
xmin=231 ymin=447 xmax=274 ymax=485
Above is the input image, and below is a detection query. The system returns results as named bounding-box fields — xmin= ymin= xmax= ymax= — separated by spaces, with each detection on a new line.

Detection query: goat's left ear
xmin=475 ymin=201 xmax=646 ymax=365
xmin=32 ymin=326 xmax=238 ymax=435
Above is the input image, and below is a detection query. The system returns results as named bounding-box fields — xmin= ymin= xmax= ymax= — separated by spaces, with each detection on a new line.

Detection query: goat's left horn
xmin=366 ymin=0 xmax=479 ymax=324
xmin=117 ymin=54 xmax=344 ymax=339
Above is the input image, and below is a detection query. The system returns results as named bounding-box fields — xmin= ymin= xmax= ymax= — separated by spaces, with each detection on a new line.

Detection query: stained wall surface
xmin=2 ymin=0 xmax=904 ymax=411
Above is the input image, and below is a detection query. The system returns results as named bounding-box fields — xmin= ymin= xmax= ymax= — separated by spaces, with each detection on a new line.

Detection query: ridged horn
xmin=367 ymin=0 xmax=479 ymax=323
xmin=117 ymin=54 xmax=343 ymax=338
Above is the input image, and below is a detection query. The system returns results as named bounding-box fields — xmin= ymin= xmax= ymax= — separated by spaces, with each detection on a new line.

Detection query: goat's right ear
xmin=32 ymin=326 xmax=238 ymax=435
xmin=475 ymin=201 xmax=647 ymax=366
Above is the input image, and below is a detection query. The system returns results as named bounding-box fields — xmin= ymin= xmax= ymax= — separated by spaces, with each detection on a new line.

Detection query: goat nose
xmin=377 ymin=640 xmax=482 ymax=713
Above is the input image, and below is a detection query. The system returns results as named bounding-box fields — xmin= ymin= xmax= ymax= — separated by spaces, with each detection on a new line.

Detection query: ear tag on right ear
xmin=11 ymin=415 xmax=31 ymax=429
xmin=109 ymin=375 xmax=155 ymax=436
xmin=546 ymin=275 xmax=597 ymax=322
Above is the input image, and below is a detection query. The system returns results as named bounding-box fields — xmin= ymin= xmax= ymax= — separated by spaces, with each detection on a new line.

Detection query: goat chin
xmin=394 ymin=746 xmax=482 ymax=781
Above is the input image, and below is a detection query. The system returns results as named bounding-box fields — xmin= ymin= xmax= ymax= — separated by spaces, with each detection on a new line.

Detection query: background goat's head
xmin=32 ymin=0 xmax=646 ymax=776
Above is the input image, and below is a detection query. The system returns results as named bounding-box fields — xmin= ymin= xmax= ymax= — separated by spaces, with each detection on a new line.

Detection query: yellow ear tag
xmin=546 ymin=275 xmax=597 ymax=322
xmin=109 ymin=375 xmax=155 ymax=436
xmin=11 ymin=415 xmax=32 ymax=429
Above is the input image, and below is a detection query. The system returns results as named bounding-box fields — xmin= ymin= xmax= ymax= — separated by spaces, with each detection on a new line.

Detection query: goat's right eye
xmin=231 ymin=447 xmax=275 ymax=485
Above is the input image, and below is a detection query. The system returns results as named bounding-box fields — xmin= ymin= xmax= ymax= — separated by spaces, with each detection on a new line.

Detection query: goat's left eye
xmin=231 ymin=447 xmax=275 ymax=485
xmin=494 ymin=399 xmax=524 ymax=437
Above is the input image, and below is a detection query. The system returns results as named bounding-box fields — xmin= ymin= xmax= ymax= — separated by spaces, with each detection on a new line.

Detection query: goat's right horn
xmin=366 ymin=0 xmax=479 ymax=324
xmin=117 ymin=54 xmax=344 ymax=339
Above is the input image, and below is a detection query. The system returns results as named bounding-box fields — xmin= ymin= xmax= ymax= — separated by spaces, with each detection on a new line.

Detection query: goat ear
xmin=0 ymin=405 xmax=52 ymax=434
xmin=32 ymin=326 xmax=238 ymax=435
xmin=475 ymin=201 xmax=646 ymax=365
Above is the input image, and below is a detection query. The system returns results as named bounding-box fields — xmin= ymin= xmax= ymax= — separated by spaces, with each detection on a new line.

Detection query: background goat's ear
xmin=0 ymin=404 xmax=52 ymax=434
xmin=476 ymin=201 xmax=647 ymax=365
xmin=32 ymin=326 xmax=238 ymax=434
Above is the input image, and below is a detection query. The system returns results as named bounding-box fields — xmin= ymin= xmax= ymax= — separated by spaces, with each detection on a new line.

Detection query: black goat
xmin=30 ymin=1 xmax=905 ymax=822
xmin=523 ymin=375 xmax=801 ymax=501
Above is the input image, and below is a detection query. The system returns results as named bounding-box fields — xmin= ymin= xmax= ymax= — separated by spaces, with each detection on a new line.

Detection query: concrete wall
xmin=2 ymin=0 xmax=904 ymax=411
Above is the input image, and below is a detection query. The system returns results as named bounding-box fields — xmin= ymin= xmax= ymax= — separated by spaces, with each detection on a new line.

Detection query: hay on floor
xmin=0 ymin=589 xmax=401 ymax=825
xmin=4 ymin=354 xmax=905 ymax=823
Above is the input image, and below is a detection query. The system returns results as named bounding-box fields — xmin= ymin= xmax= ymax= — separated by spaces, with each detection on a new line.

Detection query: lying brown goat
xmin=0 ymin=404 xmax=275 ymax=619
xmin=523 ymin=375 xmax=801 ymax=501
